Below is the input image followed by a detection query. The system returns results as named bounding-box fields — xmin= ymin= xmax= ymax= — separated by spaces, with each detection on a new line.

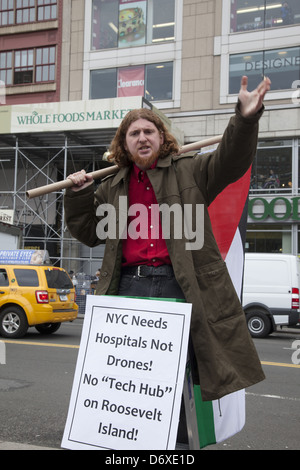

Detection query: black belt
xmin=121 ymin=265 xmax=174 ymax=278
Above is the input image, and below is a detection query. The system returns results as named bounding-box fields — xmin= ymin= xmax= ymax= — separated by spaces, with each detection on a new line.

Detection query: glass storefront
xmin=91 ymin=0 xmax=175 ymax=51
xmin=250 ymin=140 xmax=292 ymax=193
xmin=230 ymin=0 xmax=300 ymax=33
xmin=246 ymin=224 xmax=292 ymax=252
xmin=248 ymin=138 xmax=300 ymax=255
xmin=229 ymin=46 xmax=300 ymax=94
xmin=90 ymin=62 xmax=173 ymax=101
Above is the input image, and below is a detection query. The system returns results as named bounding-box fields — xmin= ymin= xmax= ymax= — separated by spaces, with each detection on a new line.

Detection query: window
xmin=90 ymin=68 xmax=117 ymax=99
xmin=91 ymin=0 xmax=175 ymax=50
xmin=229 ymin=47 xmax=300 ymax=94
xmin=0 ymin=47 xmax=56 ymax=86
xmin=0 ymin=51 xmax=12 ymax=85
xmin=0 ymin=0 xmax=57 ymax=26
xmin=37 ymin=0 xmax=57 ymax=21
xmin=16 ymin=0 xmax=35 ymax=24
xmin=246 ymin=224 xmax=292 ymax=253
xmin=90 ymin=62 xmax=173 ymax=102
xmin=92 ymin=0 xmax=118 ymax=50
xmin=250 ymin=140 xmax=292 ymax=194
xmin=0 ymin=0 xmax=14 ymax=26
xmin=45 ymin=269 xmax=73 ymax=289
xmin=14 ymin=269 xmax=39 ymax=287
xmin=151 ymin=0 xmax=175 ymax=43
xmin=230 ymin=0 xmax=300 ymax=32
xmin=145 ymin=63 xmax=173 ymax=101
xmin=0 ymin=269 xmax=9 ymax=286
xmin=36 ymin=46 xmax=56 ymax=82
xmin=14 ymin=49 xmax=34 ymax=84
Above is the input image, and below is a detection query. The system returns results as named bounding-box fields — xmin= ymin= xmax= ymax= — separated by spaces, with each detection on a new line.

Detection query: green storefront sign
xmin=248 ymin=197 xmax=300 ymax=221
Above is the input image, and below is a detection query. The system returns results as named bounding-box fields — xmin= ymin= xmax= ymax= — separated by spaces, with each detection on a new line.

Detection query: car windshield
xmin=45 ymin=269 xmax=73 ymax=289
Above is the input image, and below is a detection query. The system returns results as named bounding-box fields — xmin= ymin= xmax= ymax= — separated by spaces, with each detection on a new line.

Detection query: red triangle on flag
xmin=208 ymin=167 xmax=251 ymax=260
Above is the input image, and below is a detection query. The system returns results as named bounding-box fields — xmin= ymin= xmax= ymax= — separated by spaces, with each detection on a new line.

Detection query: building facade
xmin=81 ymin=0 xmax=300 ymax=255
xmin=0 ymin=0 xmax=63 ymax=105
xmin=0 ymin=0 xmax=300 ymax=273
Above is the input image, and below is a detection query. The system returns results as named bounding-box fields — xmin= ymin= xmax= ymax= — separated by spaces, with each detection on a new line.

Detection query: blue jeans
xmin=118 ymin=266 xmax=185 ymax=300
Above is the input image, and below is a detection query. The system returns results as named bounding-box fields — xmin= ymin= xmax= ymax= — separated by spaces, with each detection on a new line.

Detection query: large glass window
xmin=92 ymin=0 xmax=118 ymax=50
xmin=246 ymin=224 xmax=292 ymax=253
xmin=231 ymin=0 xmax=299 ymax=32
xmin=90 ymin=68 xmax=117 ymax=99
xmin=90 ymin=62 xmax=173 ymax=102
xmin=144 ymin=63 xmax=173 ymax=101
xmin=0 ymin=0 xmax=57 ymax=26
xmin=91 ymin=0 xmax=175 ymax=51
xmin=250 ymin=140 xmax=292 ymax=194
xmin=229 ymin=46 xmax=300 ymax=94
xmin=0 ymin=47 xmax=56 ymax=86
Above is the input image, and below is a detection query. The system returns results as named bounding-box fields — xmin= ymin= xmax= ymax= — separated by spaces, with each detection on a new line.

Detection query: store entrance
xmin=246 ymin=224 xmax=292 ymax=253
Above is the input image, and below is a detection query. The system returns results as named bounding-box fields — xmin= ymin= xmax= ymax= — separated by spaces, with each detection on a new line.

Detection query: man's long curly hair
xmin=108 ymin=108 xmax=180 ymax=168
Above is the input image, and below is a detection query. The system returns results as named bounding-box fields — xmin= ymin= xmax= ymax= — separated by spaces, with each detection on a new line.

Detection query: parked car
xmin=0 ymin=250 xmax=78 ymax=338
xmin=243 ymin=253 xmax=300 ymax=337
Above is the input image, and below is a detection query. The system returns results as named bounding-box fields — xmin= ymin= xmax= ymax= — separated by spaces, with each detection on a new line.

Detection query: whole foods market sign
xmin=0 ymin=96 xmax=184 ymax=144
xmin=249 ymin=196 xmax=300 ymax=222
xmin=17 ymin=107 xmax=131 ymax=127
xmin=0 ymin=97 xmax=145 ymax=134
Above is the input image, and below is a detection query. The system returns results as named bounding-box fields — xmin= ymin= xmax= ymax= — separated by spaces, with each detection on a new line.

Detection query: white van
xmin=242 ymin=253 xmax=300 ymax=338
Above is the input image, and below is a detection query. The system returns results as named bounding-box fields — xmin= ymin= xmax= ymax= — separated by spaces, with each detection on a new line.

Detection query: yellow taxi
xmin=0 ymin=250 xmax=78 ymax=338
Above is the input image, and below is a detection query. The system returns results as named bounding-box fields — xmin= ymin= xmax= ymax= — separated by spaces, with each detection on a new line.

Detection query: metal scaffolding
xmin=0 ymin=128 xmax=116 ymax=277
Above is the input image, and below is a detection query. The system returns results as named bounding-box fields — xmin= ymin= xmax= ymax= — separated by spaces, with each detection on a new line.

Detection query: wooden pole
xmin=26 ymin=165 xmax=118 ymax=199
xmin=26 ymin=134 xmax=223 ymax=199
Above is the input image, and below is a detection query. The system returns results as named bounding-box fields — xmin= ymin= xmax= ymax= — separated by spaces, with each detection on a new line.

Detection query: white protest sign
xmin=62 ymin=295 xmax=192 ymax=450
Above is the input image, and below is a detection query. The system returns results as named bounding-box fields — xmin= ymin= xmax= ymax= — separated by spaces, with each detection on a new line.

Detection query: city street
xmin=1 ymin=0 xmax=299 ymax=456
xmin=0 ymin=318 xmax=299 ymax=450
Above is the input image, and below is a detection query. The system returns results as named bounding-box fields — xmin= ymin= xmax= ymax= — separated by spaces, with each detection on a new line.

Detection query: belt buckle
xmin=137 ymin=265 xmax=147 ymax=278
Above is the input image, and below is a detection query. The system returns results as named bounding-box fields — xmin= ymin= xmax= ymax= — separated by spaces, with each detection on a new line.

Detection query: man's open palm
xmin=239 ymin=75 xmax=271 ymax=117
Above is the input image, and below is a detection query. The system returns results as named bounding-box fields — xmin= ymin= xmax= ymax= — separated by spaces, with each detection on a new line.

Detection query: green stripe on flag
xmin=194 ymin=385 xmax=216 ymax=448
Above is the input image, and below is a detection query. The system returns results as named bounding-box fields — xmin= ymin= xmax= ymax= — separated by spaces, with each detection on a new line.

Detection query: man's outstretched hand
xmin=239 ymin=75 xmax=271 ymax=118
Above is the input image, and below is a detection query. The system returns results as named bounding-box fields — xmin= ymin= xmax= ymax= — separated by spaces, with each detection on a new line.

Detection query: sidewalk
xmin=0 ymin=441 xmax=59 ymax=450
xmin=0 ymin=440 xmax=188 ymax=450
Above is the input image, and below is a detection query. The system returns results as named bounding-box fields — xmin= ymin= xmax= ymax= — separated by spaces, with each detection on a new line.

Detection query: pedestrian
xmin=64 ymin=75 xmax=270 ymax=441
xmin=281 ymin=2 xmax=293 ymax=25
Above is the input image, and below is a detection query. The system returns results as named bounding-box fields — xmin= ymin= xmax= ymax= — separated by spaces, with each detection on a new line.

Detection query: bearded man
xmin=64 ymin=76 xmax=270 ymax=442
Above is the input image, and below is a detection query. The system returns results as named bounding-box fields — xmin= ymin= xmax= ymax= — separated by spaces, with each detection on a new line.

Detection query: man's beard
xmin=129 ymin=150 xmax=159 ymax=170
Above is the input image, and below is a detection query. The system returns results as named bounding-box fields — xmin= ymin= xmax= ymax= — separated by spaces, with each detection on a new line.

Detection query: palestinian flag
xmin=184 ymin=167 xmax=251 ymax=449
xmin=209 ymin=167 xmax=251 ymax=299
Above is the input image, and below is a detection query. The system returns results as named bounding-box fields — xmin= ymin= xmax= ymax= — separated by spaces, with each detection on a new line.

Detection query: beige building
xmin=77 ymin=0 xmax=300 ymax=255
xmin=65 ymin=1 xmax=300 ymax=140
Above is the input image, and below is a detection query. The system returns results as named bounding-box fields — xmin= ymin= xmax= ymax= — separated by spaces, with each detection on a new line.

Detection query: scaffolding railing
xmin=0 ymin=134 xmax=110 ymax=276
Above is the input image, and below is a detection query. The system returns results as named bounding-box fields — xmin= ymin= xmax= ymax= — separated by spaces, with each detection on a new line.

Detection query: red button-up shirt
xmin=122 ymin=163 xmax=171 ymax=267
